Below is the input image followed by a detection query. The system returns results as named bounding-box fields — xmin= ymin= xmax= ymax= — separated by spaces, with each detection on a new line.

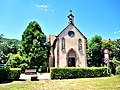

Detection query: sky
xmin=0 ymin=0 xmax=120 ymax=40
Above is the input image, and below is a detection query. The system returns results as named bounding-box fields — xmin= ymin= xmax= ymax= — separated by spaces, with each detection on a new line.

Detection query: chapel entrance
xmin=67 ymin=48 xmax=78 ymax=67
xmin=68 ymin=57 xmax=75 ymax=67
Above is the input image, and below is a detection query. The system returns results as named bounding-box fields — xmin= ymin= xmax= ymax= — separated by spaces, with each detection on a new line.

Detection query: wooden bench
xmin=25 ymin=69 xmax=37 ymax=75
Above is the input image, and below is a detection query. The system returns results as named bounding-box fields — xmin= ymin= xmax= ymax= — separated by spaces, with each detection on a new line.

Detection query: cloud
xmin=114 ymin=31 xmax=118 ymax=34
xmin=35 ymin=4 xmax=54 ymax=12
xmin=35 ymin=4 xmax=48 ymax=11
xmin=51 ymin=9 xmax=54 ymax=12
xmin=35 ymin=4 xmax=47 ymax=8
xmin=35 ymin=4 xmax=41 ymax=8
xmin=40 ymin=4 xmax=47 ymax=8
xmin=114 ymin=30 xmax=120 ymax=34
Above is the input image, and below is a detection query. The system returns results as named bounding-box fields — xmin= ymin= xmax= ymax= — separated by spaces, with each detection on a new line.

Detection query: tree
xmin=109 ymin=58 xmax=120 ymax=75
xmin=87 ymin=35 xmax=115 ymax=67
xmin=112 ymin=39 xmax=120 ymax=60
xmin=0 ymin=37 xmax=20 ymax=64
xmin=5 ymin=53 xmax=22 ymax=68
xmin=87 ymin=35 xmax=103 ymax=67
xmin=21 ymin=21 xmax=50 ymax=69
xmin=101 ymin=41 xmax=114 ymax=60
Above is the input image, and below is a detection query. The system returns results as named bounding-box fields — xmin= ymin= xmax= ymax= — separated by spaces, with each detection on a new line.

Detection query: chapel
xmin=48 ymin=10 xmax=87 ymax=67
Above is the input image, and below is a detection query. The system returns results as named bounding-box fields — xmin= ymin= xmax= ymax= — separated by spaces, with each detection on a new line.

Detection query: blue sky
xmin=0 ymin=0 xmax=120 ymax=40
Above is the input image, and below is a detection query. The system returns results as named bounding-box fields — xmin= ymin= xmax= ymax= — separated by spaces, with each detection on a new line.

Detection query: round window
xmin=68 ymin=31 xmax=75 ymax=37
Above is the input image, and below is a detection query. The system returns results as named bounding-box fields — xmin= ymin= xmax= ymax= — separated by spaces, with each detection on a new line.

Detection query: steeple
xmin=67 ymin=10 xmax=74 ymax=24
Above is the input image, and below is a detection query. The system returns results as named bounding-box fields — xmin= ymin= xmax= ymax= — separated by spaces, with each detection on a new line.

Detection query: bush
xmin=19 ymin=63 xmax=29 ymax=73
xmin=109 ymin=60 xmax=120 ymax=75
xmin=0 ymin=68 xmax=21 ymax=82
xmin=50 ymin=67 xmax=110 ymax=79
xmin=5 ymin=53 xmax=24 ymax=69
xmin=116 ymin=66 xmax=120 ymax=75
xmin=0 ymin=68 xmax=11 ymax=82
xmin=10 ymin=68 xmax=21 ymax=80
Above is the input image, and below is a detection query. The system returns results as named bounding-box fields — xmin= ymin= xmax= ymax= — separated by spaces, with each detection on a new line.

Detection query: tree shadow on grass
xmin=0 ymin=80 xmax=13 ymax=84
xmin=0 ymin=79 xmax=26 ymax=84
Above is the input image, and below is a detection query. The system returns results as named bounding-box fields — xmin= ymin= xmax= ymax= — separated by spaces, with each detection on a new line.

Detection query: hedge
xmin=116 ymin=66 xmax=120 ymax=75
xmin=50 ymin=67 xmax=110 ymax=79
xmin=10 ymin=68 xmax=21 ymax=80
xmin=0 ymin=68 xmax=21 ymax=82
xmin=0 ymin=68 xmax=11 ymax=81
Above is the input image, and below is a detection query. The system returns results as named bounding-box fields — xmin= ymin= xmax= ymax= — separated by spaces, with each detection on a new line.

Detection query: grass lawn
xmin=0 ymin=76 xmax=120 ymax=90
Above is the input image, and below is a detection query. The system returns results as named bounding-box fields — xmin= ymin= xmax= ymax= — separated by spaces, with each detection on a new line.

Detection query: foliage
xmin=101 ymin=41 xmax=115 ymax=59
xmin=112 ymin=39 xmax=120 ymax=60
xmin=87 ymin=35 xmax=114 ymax=67
xmin=5 ymin=53 xmax=29 ymax=72
xmin=41 ymin=61 xmax=48 ymax=72
xmin=0 ymin=51 xmax=8 ymax=64
xmin=10 ymin=68 xmax=21 ymax=80
xmin=0 ymin=68 xmax=21 ymax=82
xmin=109 ymin=59 xmax=120 ymax=75
xmin=0 ymin=68 xmax=11 ymax=82
xmin=19 ymin=63 xmax=29 ymax=71
xmin=110 ymin=59 xmax=120 ymax=66
xmin=87 ymin=35 xmax=103 ymax=66
xmin=0 ymin=35 xmax=21 ymax=64
xmin=116 ymin=66 xmax=120 ymax=75
xmin=5 ymin=53 xmax=22 ymax=68
xmin=21 ymin=21 xmax=50 ymax=69
xmin=50 ymin=67 xmax=110 ymax=79
xmin=0 ymin=38 xmax=20 ymax=55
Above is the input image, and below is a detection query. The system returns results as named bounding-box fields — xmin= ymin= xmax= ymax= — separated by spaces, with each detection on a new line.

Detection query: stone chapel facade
xmin=48 ymin=10 xmax=87 ymax=67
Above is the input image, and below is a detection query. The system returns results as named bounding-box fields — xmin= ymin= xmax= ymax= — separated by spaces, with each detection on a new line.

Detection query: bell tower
xmin=67 ymin=10 xmax=74 ymax=24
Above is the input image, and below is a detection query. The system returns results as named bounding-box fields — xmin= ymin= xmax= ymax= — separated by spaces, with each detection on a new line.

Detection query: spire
xmin=67 ymin=10 xmax=74 ymax=24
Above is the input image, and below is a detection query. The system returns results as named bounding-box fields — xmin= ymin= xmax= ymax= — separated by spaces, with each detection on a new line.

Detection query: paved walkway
xmin=19 ymin=73 xmax=50 ymax=80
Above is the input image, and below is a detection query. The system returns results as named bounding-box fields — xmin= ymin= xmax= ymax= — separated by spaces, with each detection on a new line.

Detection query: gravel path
xmin=19 ymin=73 xmax=50 ymax=80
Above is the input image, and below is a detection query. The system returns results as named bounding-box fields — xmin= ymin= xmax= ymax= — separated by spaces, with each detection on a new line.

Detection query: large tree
xmin=87 ymin=35 xmax=103 ymax=67
xmin=87 ymin=35 xmax=115 ymax=67
xmin=112 ymin=39 xmax=120 ymax=60
xmin=101 ymin=40 xmax=114 ymax=60
xmin=21 ymin=21 xmax=50 ymax=69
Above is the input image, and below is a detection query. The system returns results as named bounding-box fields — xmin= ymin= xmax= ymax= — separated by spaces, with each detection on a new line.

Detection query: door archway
xmin=66 ymin=48 xmax=78 ymax=67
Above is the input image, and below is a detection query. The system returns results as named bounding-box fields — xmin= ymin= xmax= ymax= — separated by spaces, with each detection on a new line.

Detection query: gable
xmin=57 ymin=23 xmax=87 ymax=40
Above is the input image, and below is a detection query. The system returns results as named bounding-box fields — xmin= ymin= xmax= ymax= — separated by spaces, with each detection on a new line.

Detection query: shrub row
xmin=116 ymin=66 xmax=120 ymax=75
xmin=0 ymin=68 xmax=21 ymax=82
xmin=0 ymin=68 xmax=10 ymax=81
xmin=9 ymin=68 xmax=21 ymax=80
xmin=50 ymin=67 xmax=110 ymax=79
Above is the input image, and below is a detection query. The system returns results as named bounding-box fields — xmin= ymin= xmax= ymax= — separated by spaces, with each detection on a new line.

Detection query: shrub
xmin=0 ymin=68 xmax=11 ymax=82
xmin=109 ymin=60 xmax=120 ymax=75
xmin=116 ymin=66 xmax=120 ymax=75
xmin=50 ymin=67 xmax=110 ymax=79
xmin=5 ymin=53 xmax=23 ymax=68
xmin=10 ymin=68 xmax=21 ymax=80
xmin=0 ymin=68 xmax=21 ymax=82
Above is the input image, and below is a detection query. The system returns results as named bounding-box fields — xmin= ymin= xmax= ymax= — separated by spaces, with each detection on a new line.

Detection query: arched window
xmin=62 ymin=38 xmax=65 ymax=50
xmin=78 ymin=39 xmax=82 ymax=51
